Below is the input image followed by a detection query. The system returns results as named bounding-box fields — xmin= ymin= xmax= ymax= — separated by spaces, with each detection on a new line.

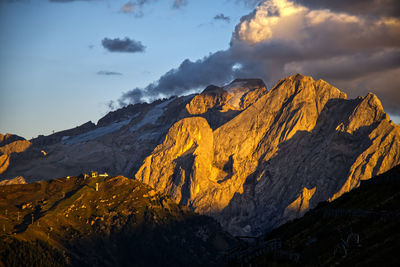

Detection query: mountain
xmin=0 ymin=175 xmax=235 ymax=266
xmin=0 ymin=133 xmax=31 ymax=176
xmin=135 ymin=74 xmax=400 ymax=235
xmin=1 ymin=74 xmax=400 ymax=236
xmin=227 ymin=164 xmax=400 ymax=266
xmin=0 ymin=176 xmax=26 ymax=186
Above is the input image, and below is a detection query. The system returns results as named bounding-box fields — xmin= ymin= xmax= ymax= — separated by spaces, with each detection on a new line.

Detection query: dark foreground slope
xmin=228 ymin=164 xmax=400 ymax=266
xmin=0 ymin=176 xmax=236 ymax=267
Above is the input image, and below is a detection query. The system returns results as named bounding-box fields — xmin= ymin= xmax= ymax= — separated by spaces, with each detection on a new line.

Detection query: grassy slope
xmin=0 ymin=176 xmax=236 ymax=266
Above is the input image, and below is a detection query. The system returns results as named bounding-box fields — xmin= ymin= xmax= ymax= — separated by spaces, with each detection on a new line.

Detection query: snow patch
xmin=130 ymin=98 xmax=175 ymax=132
xmin=62 ymin=119 xmax=131 ymax=145
xmin=223 ymin=81 xmax=250 ymax=108
xmin=223 ymin=81 xmax=247 ymax=93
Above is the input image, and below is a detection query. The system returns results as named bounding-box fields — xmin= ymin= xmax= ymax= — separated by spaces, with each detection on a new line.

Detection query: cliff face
xmin=0 ymin=134 xmax=31 ymax=176
xmin=185 ymin=79 xmax=267 ymax=129
xmin=2 ymin=74 xmax=400 ymax=236
xmin=135 ymin=74 xmax=400 ymax=235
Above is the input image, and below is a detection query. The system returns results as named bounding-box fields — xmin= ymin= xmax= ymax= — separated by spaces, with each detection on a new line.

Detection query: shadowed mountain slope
xmin=227 ymin=164 xmax=400 ymax=266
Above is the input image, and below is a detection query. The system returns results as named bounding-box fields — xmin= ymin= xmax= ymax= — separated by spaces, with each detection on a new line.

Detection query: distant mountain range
xmin=1 ymin=74 xmax=399 ymax=236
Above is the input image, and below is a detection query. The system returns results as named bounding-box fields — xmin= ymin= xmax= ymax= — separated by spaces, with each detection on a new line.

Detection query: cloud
xmin=120 ymin=2 xmax=135 ymax=13
xmin=118 ymin=50 xmax=235 ymax=105
xmin=214 ymin=13 xmax=231 ymax=23
xmin=119 ymin=0 xmax=184 ymax=16
xmin=118 ymin=0 xmax=400 ymax=114
xmin=102 ymin=37 xmax=146 ymax=53
xmin=228 ymin=0 xmax=400 ymax=112
xmin=97 ymin=71 xmax=123 ymax=76
xmin=333 ymin=67 xmax=400 ymax=114
xmin=233 ymin=0 xmax=262 ymax=8
xmin=293 ymin=0 xmax=400 ymax=18
xmin=172 ymin=0 xmax=187 ymax=9
xmin=119 ymin=1 xmax=154 ymax=17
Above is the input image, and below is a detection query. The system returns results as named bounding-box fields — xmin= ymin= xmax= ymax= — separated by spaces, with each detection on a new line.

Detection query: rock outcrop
xmin=185 ymin=79 xmax=267 ymax=129
xmin=0 ymin=176 xmax=26 ymax=186
xmin=0 ymin=134 xmax=31 ymax=175
xmin=0 ymin=133 xmax=24 ymax=146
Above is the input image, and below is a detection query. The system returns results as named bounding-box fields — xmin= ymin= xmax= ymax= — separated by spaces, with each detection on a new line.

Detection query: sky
xmin=0 ymin=0 xmax=399 ymax=139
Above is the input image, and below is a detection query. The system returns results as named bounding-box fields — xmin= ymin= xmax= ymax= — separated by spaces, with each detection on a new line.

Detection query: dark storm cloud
xmin=283 ymin=49 xmax=400 ymax=80
xmin=117 ymin=0 xmax=400 ymax=114
xmin=119 ymin=0 xmax=186 ymax=16
xmin=172 ymin=0 xmax=187 ymax=9
xmin=97 ymin=71 xmax=123 ymax=76
xmin=214 ymin=13 xmax=230 ymax=23
xmin=118 ymin=50 xmax=235 ymax=105
xmin=333 ymin=67 xmax=400 ymax=115
xmin=102 ymin=37 xmax=145 ymax=53
xmin=294 ymin=0 xmax=400 ymax=18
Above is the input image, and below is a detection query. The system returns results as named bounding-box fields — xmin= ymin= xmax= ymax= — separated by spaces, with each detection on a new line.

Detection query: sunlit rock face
xmin=283 ymin=187 xmax=316 ymax=221
xmin=0 ymin=134 xmax=31 ymax=175
xmin=135 ymin=74 xmax=400 ymax=235
xmin=2 ymin=74 xmax=400 ymax=236
xmin=185 ymin=79 xmax=267 ymax=129
xmin=0 ymin=176 xmax=26 ymax=186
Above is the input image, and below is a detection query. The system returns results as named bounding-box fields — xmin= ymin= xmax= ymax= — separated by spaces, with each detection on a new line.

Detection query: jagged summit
xmin=1 ymin=74 xmax=399 ymax=236
xmin=136 ymin=74 xmax=400 ymax=235
xmin=187 ymin=77 xmax=267 ymax=114
xmin=0 ymin=134 xmax=25 ymax=147
xmin=185 ymin=78 xmax=268 ymax=129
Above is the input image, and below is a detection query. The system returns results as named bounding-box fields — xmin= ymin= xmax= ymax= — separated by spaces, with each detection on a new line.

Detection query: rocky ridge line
xmin=135 ymin=74 xmax=400 ymax=235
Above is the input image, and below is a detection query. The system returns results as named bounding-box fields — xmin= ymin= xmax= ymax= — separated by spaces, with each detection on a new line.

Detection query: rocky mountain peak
xmin=186 ymin=78 xmax=267 ymax=115
xmin=0 ymin=133 xmax=25 ymax=147
xmin=0 ymin=134 xmax=31 ymax=176
xmin=135 ymin=74 xmax=400 ymax=235
xmin=2 ymin=74 xmax=399 ymax=237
